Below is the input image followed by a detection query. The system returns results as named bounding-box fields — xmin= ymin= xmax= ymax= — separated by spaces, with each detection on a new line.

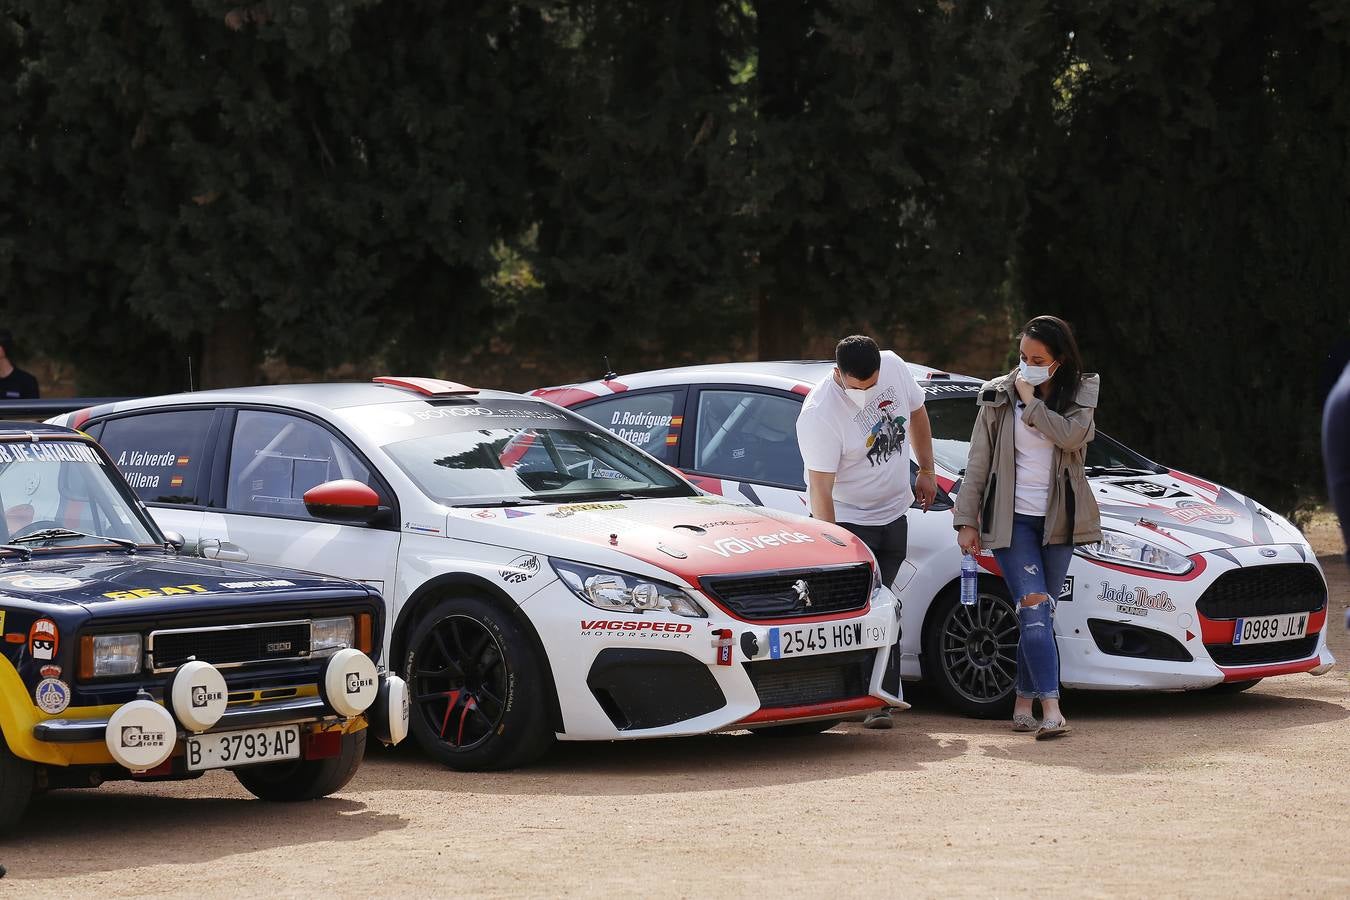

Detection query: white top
xmin=796 ymin=351 xmax=927 ymax=526
xmin=1013 ymin=401 xmax=1054 ymax=515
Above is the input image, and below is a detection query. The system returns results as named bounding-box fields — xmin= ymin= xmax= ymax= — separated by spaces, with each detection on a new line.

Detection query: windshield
xmin=344 ymin=399 xmax=695 ymax=506
xmin=925 ymin=396 xmax=1161 ymax=476
xmin=0 ymin=438 xmax=159 ymax=549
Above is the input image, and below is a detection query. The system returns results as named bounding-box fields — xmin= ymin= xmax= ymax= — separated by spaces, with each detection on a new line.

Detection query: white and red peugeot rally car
xmin=50 ymin=378 xmax=903 ymax=769
xmin=533 ymin=361 xmax=1337 ymax=716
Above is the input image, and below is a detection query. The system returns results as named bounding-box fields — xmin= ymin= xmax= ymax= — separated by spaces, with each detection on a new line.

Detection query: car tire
xmin=1206 ymin=678 xmax=1262 ymax=694
xmin=234 ymin=729 xmax=366 ymax=801
xmin=922 ymin=581 xmax=1019 ymax=719
xmin=404 ymin=596 xmax=554 ymax=771
xmin=747 ymin=719 xmax=842 ymax=737
xmin=0 ymin=733 xmax=35 ymax=831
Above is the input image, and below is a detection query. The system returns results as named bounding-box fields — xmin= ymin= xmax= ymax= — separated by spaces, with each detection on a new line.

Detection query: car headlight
xmin=550 ymin=559 xmax=707 ymax=617
xmin=1076 ymin=529 xmax=1194 ymax=575
xmin=312 ymin=616 xmax=356 ymax=653
xmin=90 ymin=633 xmax=142 ymax=677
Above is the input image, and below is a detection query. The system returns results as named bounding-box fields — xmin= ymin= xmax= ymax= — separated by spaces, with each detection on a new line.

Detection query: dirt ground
xmin=3 ymin=518 xmax=1349 ymax=898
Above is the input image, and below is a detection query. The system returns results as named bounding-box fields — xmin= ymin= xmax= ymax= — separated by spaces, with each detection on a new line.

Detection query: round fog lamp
xmin=105 ymin=699 xmax=177 ymax=772
xmin=322 ymin=647 xmax=379 ymax=717
xmin=168 ymin=660 xmax=229 ymax=732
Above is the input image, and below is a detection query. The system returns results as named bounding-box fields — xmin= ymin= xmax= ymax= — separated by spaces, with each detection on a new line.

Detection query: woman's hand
xmin=957 ymin=525 xmax=981 ymax=555
xmin=1013 ymin=374 xmax=1036 ymax=404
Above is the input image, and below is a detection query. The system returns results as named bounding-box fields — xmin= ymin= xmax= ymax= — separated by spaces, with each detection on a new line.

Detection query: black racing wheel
xmin=404 ymin=596 xmax=553 ymax=771
xmin=922 ymin=580 xmax=1020 ymax=718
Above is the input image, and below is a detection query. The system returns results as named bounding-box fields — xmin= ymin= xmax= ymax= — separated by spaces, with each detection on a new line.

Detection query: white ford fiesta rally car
xmin=51 ymin=378 xmax=903 ymax=769
xmin=533 ymin=361 xmax=1337 ymax=716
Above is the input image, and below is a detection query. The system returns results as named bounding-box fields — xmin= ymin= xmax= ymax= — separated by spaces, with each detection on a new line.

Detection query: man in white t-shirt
xmin=796 ymin=335 xmax=937 ymax=728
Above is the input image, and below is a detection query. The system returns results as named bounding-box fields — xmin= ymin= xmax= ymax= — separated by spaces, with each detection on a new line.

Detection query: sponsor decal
xmin=346 ymin=672 xmax=376 ymax=694
xmin=500 ymin=554 xmax=542 ymax=585
xmin=103 ymin=583 xmax=208 ymax=600
xmin=504 ymin=508 xmax=533 ymax=519
xmin=547 ymin=502 xmax=627 ymax=518
xmin=1259 ymin=548 xmax=1277 ymax=558
xmin=579 ymin=619 xmax=694 ymax=639
xmin=191 ymin=685 xmax=224 ymax=708
xmin=0 ymin=573 xmax=82 ymax=591
xmin=923 ymin=383 xmax=979 ymax=396
xmin=713 ymin=628 xmax=734 ymax=666
xmin=1166 ymin=500 xmax=1235 ymax=525
xmin=29 ymin=617 xmax=58 ymax=660
xmin=412 ymin=405 xmax=565 ymax=422
xmin=0 ymin=441 xmax=104 ymax=465
xmin=696 ymin=520 xmax=754 ymax=530
xmin=34 ymin=677 xmax=70 ymax=714
xmin=1096 ymin=581 xmax=1176 ymax=617
xmin=1058 ymin=575 xmax=1075 ymax=602
xmin=404 ymin=521 xmax=442 ymax=535
xmin=120 ymin=724 xmax=167 ymax=750
xmin=40 ymin=664 xmax=61 ymax=679
xmin=1114 ymin=480 xmax=1189 ymax=499
xmin=472 ymin=510 xmax=497 ymax=520
xmin=699 ymin=530 xmax=814 ymax=558
xmin=690 ymin=496 xmax=735 ymax=506
xmin=0 ymin=610 xmax=4 ymax=633
xmin=218 ymin=579 xmax=295 ymax=589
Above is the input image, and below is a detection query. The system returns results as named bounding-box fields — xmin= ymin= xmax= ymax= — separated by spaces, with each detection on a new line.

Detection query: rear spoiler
xmin=0 ymin=399 xmax=130 ymax=423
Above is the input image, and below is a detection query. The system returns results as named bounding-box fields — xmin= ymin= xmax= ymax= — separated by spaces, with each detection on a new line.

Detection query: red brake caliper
xmin=456 ymin=696 xmax=479 ymax=746
xmin=438 ymin=690 xmax=462 ymax=739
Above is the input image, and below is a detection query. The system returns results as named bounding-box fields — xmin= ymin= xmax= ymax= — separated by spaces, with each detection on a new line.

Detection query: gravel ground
xmin=3 ymin=517 xmax=1347 ymax=898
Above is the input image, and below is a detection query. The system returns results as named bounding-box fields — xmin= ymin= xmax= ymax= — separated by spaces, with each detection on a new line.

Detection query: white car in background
xmin=533 ymin=361 xmax=1337 ymax=715
xmin=52 ymin=377 xmax=903 ymax=769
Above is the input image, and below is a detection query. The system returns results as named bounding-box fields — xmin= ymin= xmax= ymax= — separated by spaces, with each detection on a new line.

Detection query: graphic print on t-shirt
xmin=856 ymin=391 xmax=908 ymax=467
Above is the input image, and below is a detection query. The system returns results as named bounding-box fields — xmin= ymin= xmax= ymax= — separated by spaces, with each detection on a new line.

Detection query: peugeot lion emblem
xmin=792 ymin=578 xmax=812 ymax=608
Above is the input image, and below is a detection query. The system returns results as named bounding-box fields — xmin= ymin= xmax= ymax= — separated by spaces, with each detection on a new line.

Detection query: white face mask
xmin=844 ymin=387 xmax=875 ymax=409
xmin=1018 ymin=359 xmax=1057 ymax=386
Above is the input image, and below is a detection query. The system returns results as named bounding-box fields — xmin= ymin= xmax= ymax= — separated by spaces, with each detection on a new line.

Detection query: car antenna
xmin=186 ymin=355 xmax=195 ymax=392
xmin=602 ymin=355 xmax=617 ymax=382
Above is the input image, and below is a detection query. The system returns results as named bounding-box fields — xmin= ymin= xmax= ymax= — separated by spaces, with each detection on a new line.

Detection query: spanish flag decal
xmin=169 ymin=476 xmax=184 ymax=487
xmin=176 ymin=456 xmax=191 ymax=466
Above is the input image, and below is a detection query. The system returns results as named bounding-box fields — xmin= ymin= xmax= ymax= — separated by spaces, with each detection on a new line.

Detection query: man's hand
xmin=915 ymin=472 xmax=937 ymax=512
xmin=1014 ymin=374 xmax=1036 ymax=404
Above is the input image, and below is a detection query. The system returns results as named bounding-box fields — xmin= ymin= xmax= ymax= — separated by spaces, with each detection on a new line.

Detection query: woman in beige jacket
xmin=953 ymin=316 xmax=1102 ymax=739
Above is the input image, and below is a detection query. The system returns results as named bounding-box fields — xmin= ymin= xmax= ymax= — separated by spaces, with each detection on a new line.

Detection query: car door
xmin=682 ymin=386 xmax=812 ymax=514
xmin=197 ymin=407 xmax=401 ymax=596
xmin=92 ymin=407 xmax=222 ymax=548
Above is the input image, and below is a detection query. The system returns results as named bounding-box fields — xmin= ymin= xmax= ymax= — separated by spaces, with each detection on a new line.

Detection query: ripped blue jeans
xmin=991 ymin=513 xmax=1074 ymax=701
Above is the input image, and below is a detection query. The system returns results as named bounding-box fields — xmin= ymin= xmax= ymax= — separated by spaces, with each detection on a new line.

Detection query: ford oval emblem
xmin=1259 ymin=548 xmax=1277 ymax=558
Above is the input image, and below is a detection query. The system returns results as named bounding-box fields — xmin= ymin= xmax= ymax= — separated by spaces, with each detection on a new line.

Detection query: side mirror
xmin=303 ymin=479 xmax=384 ymax=524
xmin=162 ymin=531 xmax=186 ymax=552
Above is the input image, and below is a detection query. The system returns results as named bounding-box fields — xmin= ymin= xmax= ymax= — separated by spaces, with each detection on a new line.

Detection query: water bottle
xmin=960 ymin=553 xmax=978 ymax=606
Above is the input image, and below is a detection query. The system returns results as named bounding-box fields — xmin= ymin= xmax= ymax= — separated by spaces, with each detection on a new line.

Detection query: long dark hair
xmin=1020 ymin=315 xmax=1085 ymax=412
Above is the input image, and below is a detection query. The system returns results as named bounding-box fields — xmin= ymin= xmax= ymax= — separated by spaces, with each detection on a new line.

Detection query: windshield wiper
xmin=0 ymin=544 xmax=34 ymax=560
xmin=9 ymin=528 xmax=138 ymax=551
xmin=1084 ymin=466 xmax=1160 ymax=477
xmin=454 ymin=498 xmax=548 ymax=508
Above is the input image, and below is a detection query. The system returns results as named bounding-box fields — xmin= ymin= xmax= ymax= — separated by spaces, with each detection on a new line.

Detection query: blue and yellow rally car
xmin=0 ymin=423 xmax=407 ymax=828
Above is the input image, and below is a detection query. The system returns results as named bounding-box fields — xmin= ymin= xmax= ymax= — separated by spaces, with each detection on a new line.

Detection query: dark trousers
xmin=838 ymin=513 xmax=908 ymax=587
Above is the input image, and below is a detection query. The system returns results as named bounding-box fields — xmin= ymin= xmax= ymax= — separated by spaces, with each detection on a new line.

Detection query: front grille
xmin=701 ymin=563 xmax=871 ymax=620
xmin=745 ymin=650 xmax=873 ymax=707
xmin=1205 ymin=634 xmax=1319 ymax=666
xmin=1196 ymin=564 xmax=1326 ymax=620
xmin=149 ymin=620 xmax=312 ymax=670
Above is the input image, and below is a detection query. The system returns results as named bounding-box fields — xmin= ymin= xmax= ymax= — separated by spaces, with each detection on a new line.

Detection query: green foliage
xmin=1019 ymin=0 xmax=1350 ymax=510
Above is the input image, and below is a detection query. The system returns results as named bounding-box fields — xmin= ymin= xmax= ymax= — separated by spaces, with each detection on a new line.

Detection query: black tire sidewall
xmin=404 ymin=595 xmax=552 ymax=771
xmin=922 ymin=582 xmax=1017 ymax=719
xmin=234 ymin=729 xmax=366 ymax=802
xmin=0 ymin=732 xmax=35 ymax=830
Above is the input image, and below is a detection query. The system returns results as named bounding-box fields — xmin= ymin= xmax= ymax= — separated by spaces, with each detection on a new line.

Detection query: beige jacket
xmin=952 ymin=371 xmax=1103 ymax=550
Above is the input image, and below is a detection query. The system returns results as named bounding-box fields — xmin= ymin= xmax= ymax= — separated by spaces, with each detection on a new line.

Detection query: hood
xmin=0 ymin=552 xmax=370 ymax=616
xmin=449 ymin=496 xmax=874 ymax=585
xmin=1091 ymin=471 xmax=1304 ymax=554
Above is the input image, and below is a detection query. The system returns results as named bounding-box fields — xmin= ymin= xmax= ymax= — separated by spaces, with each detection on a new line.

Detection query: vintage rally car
xmin=49 ymin=378 xmax=904 ymax=770
xmin=0 ymin=422 xmax=407 ymax=829
xmin=532 ymin=360 xmax=1337 ymax=716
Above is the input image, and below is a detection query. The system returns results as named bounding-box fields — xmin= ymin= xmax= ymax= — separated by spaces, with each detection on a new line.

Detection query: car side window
xmin=573 ymin=390 xmax=684 ymax=464
xmin=227 ymin=410 xmax=379 ymax=520
xmin=693 ymin=390 xmax=804 ymax=488
xmin=98 ymin=410 xmax=215 ymax=505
